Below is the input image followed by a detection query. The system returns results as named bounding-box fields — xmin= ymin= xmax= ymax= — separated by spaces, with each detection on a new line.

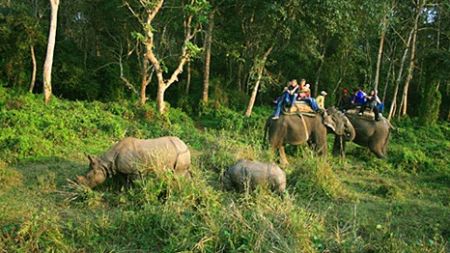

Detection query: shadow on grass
xmin=13 ymin=156 xmax=87 ymax=188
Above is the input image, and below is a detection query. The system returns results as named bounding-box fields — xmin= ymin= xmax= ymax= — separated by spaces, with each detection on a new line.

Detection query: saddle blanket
xmin=345 ymin=108 xmax=380 ymax=121
xmin=283 ymin=101 xmax=315 ymax=114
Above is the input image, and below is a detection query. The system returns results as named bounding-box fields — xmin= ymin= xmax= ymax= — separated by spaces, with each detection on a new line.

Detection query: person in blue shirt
xmin=272 ymin=79 xmax=300 ymax=120
xmin=353 ymin=86 xmax=367 ymax=106
xmin=359 ymin=89 xmax=382 ymax=121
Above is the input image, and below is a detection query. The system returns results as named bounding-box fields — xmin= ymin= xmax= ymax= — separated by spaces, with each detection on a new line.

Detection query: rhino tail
xmin=169 ymin=137 xmax=191 ymax=172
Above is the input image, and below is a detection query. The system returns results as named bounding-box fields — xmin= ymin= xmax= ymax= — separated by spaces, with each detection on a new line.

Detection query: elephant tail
xmin=382 ymin=126 xmax=391 ymax=155
xmin=386 ymin=119 xmax=395 ymax=130
xmin=263 ymin=117 xmax=272 ymax=147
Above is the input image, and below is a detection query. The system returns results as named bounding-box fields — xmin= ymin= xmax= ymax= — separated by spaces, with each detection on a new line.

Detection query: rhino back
xmin=227 ymin=160 xmax=272 ymax=188
xmin=104 ymin=137 xmax=184 ymax=175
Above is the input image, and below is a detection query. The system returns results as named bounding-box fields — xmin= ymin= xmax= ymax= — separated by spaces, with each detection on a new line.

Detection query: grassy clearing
xmin=0 ymin=87 xmax=448 ymax=252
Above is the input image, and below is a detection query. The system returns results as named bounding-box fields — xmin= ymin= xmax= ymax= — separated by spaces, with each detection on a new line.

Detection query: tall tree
xmin=43 ymin=0 xmax=59 ymax=104
xmin=374 ymin=4 xmax=390 ymax=91
xmin=388 ymin=28 xmax=414 ymax=120
xmin=202 ymin=10 xmax=214 ymax=104
xmin=240 ymin=1 xmax=293 ymax=116
xmin=125 ymin=0 xmax=207 ymax=113
xmin=398 ymin=0 xmax=425 ymax=116
xmin=244 ymin=45 xmax=273 ymax=116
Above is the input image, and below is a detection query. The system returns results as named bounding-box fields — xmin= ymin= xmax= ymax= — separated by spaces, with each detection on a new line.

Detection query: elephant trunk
xmin=332 ymin=136 xmax=345 ymax=157
xmin=343 ymin=118 xmax=356 ymax=141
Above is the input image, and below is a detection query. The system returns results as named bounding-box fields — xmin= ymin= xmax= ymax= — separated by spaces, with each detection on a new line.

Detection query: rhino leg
xmin=222 ymin=170 xmax=234 ymax=191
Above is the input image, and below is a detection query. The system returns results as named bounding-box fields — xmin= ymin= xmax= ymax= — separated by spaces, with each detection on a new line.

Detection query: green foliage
xmin=388 ymin=119 xmax=450 ymax=174
xmin=0 ymin=161 xmax=22 ymax=190
xmin=186 ymin=41 xmax=204 ymax=58
xmin=289 ymin=157 xmax=354 ymax=200
xmin=419 ymin=85 xmax=442 ymax=125
xmin=1 ymin=208 xmax=70 ymax=252
xmin=0 ymin=90 xmax=206 ymax=162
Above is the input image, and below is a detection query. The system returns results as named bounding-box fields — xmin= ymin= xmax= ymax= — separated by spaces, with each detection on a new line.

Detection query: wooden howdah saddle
xmin=345 ymin=107 xmax=378 ymax=121
xmin=282 ymin=101 xmax=316 ymax=117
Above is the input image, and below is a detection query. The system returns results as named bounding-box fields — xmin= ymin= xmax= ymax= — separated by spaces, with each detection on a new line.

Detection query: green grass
xmin=0 ymin=87 xmax=448 ymax=252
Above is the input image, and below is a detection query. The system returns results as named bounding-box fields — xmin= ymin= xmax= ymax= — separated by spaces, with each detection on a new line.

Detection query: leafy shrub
xmin=0 ymin=161 xmax=22 ymax=189
xmin=289 ymin=157 xmax=354 ymax=200
xmin=1 ymin=208 xmax=70 ymax=252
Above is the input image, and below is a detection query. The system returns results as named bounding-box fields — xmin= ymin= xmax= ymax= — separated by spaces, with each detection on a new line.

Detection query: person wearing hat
xmin=338 ymin=88 xmax=352 ymax=111
xmin=316 ymin=91 xmax=327 ymax=110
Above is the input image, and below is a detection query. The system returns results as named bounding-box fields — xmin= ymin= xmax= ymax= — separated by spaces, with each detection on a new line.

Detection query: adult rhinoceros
xmin=265 ymin=107 xmax=355 ymax=165
xmin=76 ymin=136 xmax=191 ymax=188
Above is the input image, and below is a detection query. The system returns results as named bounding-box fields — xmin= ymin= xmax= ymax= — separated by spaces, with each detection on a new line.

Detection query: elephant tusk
xmin=326 ymin=123 xmax=335 ymax=132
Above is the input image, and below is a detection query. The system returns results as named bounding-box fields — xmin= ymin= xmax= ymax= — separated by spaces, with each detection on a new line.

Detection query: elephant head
xmin=325 ymin=107 xmax=355 ymax=141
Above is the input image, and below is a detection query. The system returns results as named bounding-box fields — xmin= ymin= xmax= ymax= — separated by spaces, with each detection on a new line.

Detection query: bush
xmin=289 ymin=157 xmax=354 ymax=200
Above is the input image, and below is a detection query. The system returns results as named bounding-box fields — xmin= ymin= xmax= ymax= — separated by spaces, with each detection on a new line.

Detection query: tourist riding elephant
xmin=265 ymin=107 xmax=355 ymax=165
xmin=333 ymin=114 xmax=391 ymax=158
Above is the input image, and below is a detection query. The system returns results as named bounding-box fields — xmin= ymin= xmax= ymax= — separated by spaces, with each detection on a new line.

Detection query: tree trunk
xmin=398 ymin=1 xmax=422 ymax=117
xmin=382 ymin=59 xmax=394 ymax=102
xmin=374 ymin=13 xmax=388 ymax=91
xmin=314 ymin=47 xmax=326 ymax=97
xmin=388 ymin=29 xmax=414 ymax=121
xmin=156 ymin=81 xmax=166 ymax=113
xmin=139 ymin=57 xmax=148 ymax=105
xmin=29 ymin=45 xmax=37 ymax=93
xmin=237 ymin=62 xmax=243 ymax=92
xmin=202 ymin=11 xmax=214 ymax=103
xmin=244 ymin=45 xmax=273 ymax=117
xmin=185 ymin=60 xmax=191 ymax=94
xmin=43 ymin=0 xmax=59 ymax=104
xmin=138 ymin=0 xmax=196 ymax=114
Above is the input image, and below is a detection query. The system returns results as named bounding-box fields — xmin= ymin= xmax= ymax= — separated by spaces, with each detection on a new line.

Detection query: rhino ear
xmin=76 ymin=175 xmax=85 ymax=184
xmin=87 ymin=155 xmax=95 ymax=164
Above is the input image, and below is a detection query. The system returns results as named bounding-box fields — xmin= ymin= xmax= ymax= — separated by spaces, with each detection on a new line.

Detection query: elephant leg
xmin=382 ymin=142 xmax=388 ymax=157
xmin=314 ymin=134 xmax=328 ymax=156
xmin=279 ymin=146 xmax=289 ymax=166
xmin=333 ymin=136 xmax=345 ymax=157
xmin=369 ymin=140 xmax=385 ymax=159
xmin=381 ymin=132 xmax=390 ymax=157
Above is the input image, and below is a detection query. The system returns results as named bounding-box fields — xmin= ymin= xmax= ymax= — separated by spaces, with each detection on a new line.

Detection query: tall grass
xmin=0 ymin=87 xmax=448 ymax=252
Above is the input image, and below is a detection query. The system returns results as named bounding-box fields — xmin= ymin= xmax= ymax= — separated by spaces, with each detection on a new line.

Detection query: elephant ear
xmin=323 ymin=115 xmax=336 ymax=132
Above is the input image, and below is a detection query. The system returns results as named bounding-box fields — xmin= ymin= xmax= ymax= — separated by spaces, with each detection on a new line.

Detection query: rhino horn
xmin=76 ymin=175 xmax=86 ymax=184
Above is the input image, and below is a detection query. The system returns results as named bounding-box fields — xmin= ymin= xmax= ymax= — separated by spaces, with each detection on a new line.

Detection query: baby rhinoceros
xmin=77 ymin=136 xmax=191 ymax=188
xmin=223 ymin=160 xmax=286 ymax=193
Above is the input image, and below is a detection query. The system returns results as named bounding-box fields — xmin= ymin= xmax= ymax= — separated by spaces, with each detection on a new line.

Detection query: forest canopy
xmin=0 ymin=0 xmax=449 ymax=119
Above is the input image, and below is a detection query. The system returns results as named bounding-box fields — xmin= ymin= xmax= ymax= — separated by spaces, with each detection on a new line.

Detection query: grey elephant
xmin=333 ymin=114 xmax=392 ymax=158
xmin=265 ymin=107 xmax=355 ymax=164
xmin=223 ymin=160 xmax=286 ymax=193
xmin=77 ymin=136 xmax=191 ymax=188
